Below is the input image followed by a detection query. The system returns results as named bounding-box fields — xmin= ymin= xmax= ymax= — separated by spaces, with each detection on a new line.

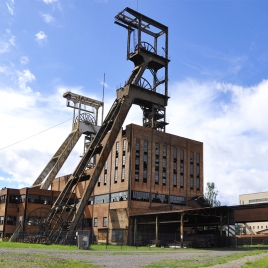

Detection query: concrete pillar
xmin=134 ymin=217 xmax=137 ymax=246
xmin=180 ymin=213 xmax=184 ymax=248
xmin=156 ymin=215 xmax=159 ymax=245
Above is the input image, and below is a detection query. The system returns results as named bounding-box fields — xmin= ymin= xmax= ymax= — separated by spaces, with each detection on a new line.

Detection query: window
xmin=98 ymin=176 xmax=100 ymax=187
xmin=88 ymin=197 xmax=94 ymax=205
xmin=114 ymin=169 xmax=118 ymax=183
xmin=0 ymin=216 xmax=4 ymax=225
xmin=123 ymin=139 xmax=126 ymax=151
xmin=180 ymin=149 xmax=184 ymax=188
xmin=196 ymin=166 xmax=200 ymax=190
xmin=122 ymin=155 xmax=126 ymax=166
xmin=7 ymin=216 xmax=16 ymax=225
xmin=112 ymin=229 xmax=124 ymax=242
xmin=115 ymin=157 xmax=119 ymax=167
xmin=173 ymin=173 xmax=177 ymax=187
xmin=143 ymin=141 xmax=148 ymax=183
xmin=190 ymin=153 xmax=194 ymax=189
xmin=104 ymin=161 xmax=108 ymax=170
xmin=82 ymin=218 xmax=92 ymax=227
xmin=190 ymin=152 xmax=194 ymax=163
xmin=162 ymin=171 xmax=166 ymax=186
xmin=104 ymin=173 xmax=107 ymax=185
xmin=180 ymin=174 xmax=184 ymax=188
xmin=95 ymin=194 xmax=109 ymax=204
xmin=155 ymin=143 xmax=159 ymax=155
xmin=173 ymin=148 xmax=177 ymax=159
xmin=163 ymin=145 xmax=167 ymax=157
xmin=131 ymin=191 xmax=149 ymax=202
xmin=103 ymin=217 xmax=107 ymax=227
xmin=144 ymin=140 xmax=148 ymax=153
xmin=9 ymin=195 xmax=20 ymax=204
xmin=111 ymin=191 xmax=128 ymax=202
xmin=196 ymin=153 xmax=200 ymax=164
xmin=163 ymin=158 xmax=166 ymax=168
xmin=93 ymin=218 xmax=98 ymax=227
xmin=155 ymin=170 xmax=159 ymax=184
xmin=136 ymin=139 xmax=140 ymax=151
xmin=170 ymin=195 xmax=186 ymax=205
xmin=180 ymin=149 xmax=184 ymax=160
xmin=121 ymin=167 xmax=125 ymax=182
xmin=0 ymin=195 xmax=6 ymax=204
xmin=190 ymin=177 xmax=194 ymax=189
xmin=143 ymin=169 xmax=147 ymax=183
xmin=152 ymin=193 xmax=168 ymax=204
xmin=116 ymin=141 xmax=119 ymax=152
xmin=135 ymin=139 xmax=140 ymax=181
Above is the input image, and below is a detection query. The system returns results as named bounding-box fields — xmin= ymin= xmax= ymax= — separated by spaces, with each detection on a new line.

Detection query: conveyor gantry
xmin=39 ymin=7 xmax=170 ymax=242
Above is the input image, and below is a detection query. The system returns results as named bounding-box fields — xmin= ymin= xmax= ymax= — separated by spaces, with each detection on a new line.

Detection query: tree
xmin=204 ymin=182 xmax=221 ymax=207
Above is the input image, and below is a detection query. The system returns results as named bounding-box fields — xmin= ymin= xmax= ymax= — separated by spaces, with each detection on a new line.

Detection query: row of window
xmin=88 ymin=190 xmax=186 ymax=206
xmin=88 ymin=191 xmax=128 ymax=205
xmin=249 ymin=198 xmax=268 ymax=204
xmin=249 ymin=225 xmax=268 ymax=230
xmin=0 ymin=216 xmax=16 ymax=225
xmin=131 ymin=191 xmax=186 ymax=205
xmin=135 ymin=139 xmax=200 ymax=190
xmin=94 ymin=216 xmax=107 ymax=227
xmin=0 ymin=194 xmax=54 ymax=205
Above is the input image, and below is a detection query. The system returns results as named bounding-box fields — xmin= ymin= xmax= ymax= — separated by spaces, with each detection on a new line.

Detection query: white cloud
xmin=167 ymin=79 xmax=268 ymax=206
xmin=0 ymin=41 xmax=9 ymax=54
xmin=43 ymin=0 xmax=58 ymax=4
xmin=20 ymin=56 xmax=29 ymax=65
xmin=40 ymin=13 xmax=55 ymax=24
xmin=0 ymin=87 xmax=86 ymax=188
xmin=6 ymin=0 xmax=14 ymax=15
xmin=9 ymin=35 xmax=15 ymax=46
xmin=35 ymin=31 xmax=48 ymax=44
xmin=17 ymin=69 xmax=36 ymax=93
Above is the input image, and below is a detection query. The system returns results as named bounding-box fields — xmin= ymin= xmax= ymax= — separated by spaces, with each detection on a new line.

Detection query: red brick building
xmin=0 ymin=123 xmax=203 ymax=244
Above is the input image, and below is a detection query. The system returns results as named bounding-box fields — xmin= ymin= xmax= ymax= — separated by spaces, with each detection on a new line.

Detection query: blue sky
xmin=1 ymin=0 xmax=268 ymax=205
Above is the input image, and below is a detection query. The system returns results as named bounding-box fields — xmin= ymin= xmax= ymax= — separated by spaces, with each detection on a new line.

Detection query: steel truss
xmin=31 ymin=7 xmax=170 ymax=243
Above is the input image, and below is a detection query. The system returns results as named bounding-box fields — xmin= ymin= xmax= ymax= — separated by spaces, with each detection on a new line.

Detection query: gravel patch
xmin=0 ymin=247 xmax=267 ymax=267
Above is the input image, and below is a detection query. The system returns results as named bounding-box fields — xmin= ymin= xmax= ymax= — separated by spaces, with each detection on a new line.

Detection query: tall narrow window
xmin=121 ymin=167 xmax=125 ymax=182
xmin=155 ymin=170 xmax=159 ymax=184
xmin=103 ymin=217 xmax=107 ymax=227
xmin=104 ymin=173 xmax=107 ymax=185
xmin=94 ymin=218 xmax=98 ymax=227
xmin=116 ymin=141 xmax=119 ymax=152
xmin=143 ymin=141 xmax=148 ymax=183
xmin=173 ymin=148 xmax=177 ymax=187
xmin=155 ymin=143 xmax=160 ymax=184
xmin=162 ymin=146 xmax=167 ymax=186
xmin=97 ymin=176 xmax=100 ymax=187
xmin=196 ymin=153 xmax=200 ymax=190
xmin=190 ymin=152 xmax=194 ymax=189
xmin=114 ymin=169 xmax=118 ymax=183
xmin=180 ymin=149 xmax=184 ymax=188
xmin=135 ymin=139 xmax=140 ymax=181
xmin=115 ymin=142 xmax=119 ymax=183
xmin=123 ymin=139 xmax=127 ymax=151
